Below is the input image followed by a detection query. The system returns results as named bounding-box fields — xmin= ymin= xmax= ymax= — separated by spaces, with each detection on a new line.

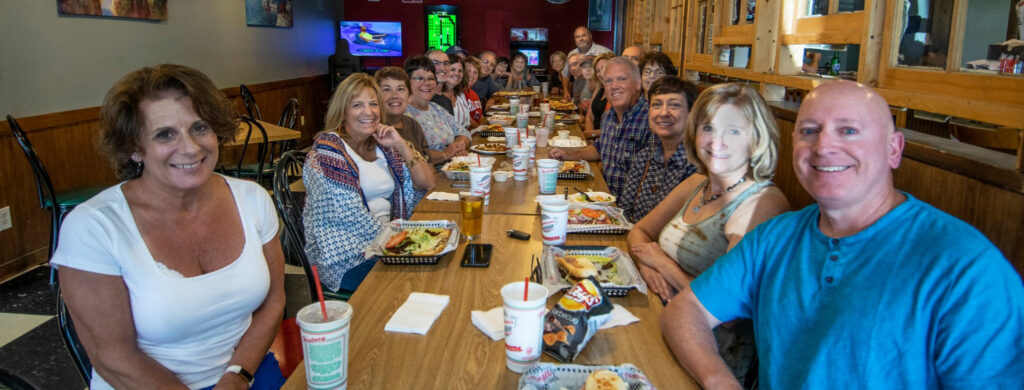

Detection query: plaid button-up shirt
xmin=594 ymin=98 xmax=651 ymax=199
xmin=619 ymin=137 xmax=697 ymax=223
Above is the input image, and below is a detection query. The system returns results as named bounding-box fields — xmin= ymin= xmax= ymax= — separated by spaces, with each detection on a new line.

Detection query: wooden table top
xmin=282 ymin=212 xmax=698 ymax=390
xmin=228 ymin=119 xmax=301 ymax=146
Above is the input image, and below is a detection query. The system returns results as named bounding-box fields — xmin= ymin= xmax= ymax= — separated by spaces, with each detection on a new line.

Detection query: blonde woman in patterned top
xmin=626 ymin=83 xmax=789 ymax=387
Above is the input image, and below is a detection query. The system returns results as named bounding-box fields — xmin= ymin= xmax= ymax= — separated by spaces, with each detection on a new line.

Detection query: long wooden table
xmin=282 ymin=116 xmax=699 ymax=389
xmin=283 ymin=213 xmax=697 ymax=389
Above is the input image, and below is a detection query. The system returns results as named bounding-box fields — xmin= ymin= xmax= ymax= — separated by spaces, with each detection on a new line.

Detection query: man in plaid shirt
xmin=550 ymin=57 xmax=650 ymax=199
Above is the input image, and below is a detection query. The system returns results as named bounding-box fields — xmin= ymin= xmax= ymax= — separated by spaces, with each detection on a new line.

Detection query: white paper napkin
xmin=470 ymin=307 xmax=505 ymax=341
xmin=426 ymin=192 xmax=460 ymax=201
xmin=384 ymin=292 xmax=450 ymax=335
xmin=471 ymin=304 xmax=638 ymax=341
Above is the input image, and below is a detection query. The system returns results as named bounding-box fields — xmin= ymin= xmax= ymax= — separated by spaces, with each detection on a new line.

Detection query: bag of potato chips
xmin=542 ymin=276 xmax=613 ymax=362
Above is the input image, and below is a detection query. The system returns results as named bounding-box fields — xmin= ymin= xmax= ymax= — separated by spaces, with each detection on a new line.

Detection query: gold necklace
xmin=692 ymin=177 xmax=747 ymax=214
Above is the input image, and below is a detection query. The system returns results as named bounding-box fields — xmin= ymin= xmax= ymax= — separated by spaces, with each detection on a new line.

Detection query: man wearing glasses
xmin=427 ymin=50 xmax=455 ymax=115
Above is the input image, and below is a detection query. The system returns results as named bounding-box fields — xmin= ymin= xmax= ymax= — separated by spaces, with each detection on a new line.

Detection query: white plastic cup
xmin=532 ymin=85 xmax=541 ymax=93
xmin=510 ymin=98 xmax=520 ymax=114
xmin=541 ymin=82 xmax=550 ymax=96
xmin=539 ymin=102 xmax=550 ymax=116
xmin=545 ymin=113 xmax=556 ymax=130
xmin=537 ymin=159 xmax=560 ymax=195
xmin=516 ymin=111 xmax=529 ymax=129
xmin=512 ymin=146 xmax=530 ymax=181
xmin=504 ymin=127 xmax=518 ymax=157
xmin=469 ymin=163 xmax=492 ymax=205
xmin=296 ymin=300 xmax=352 ymax=390
xmin=558 ymin=130 xmax=570 ymax=140
xmin=501 ymin=282 xmax=549 ymax=373
xmin=524 ymin=136 xmax=537 ymax=167
xmin=539 ymin=198 xmax=569 ymax=245
xmin=520 ymin=103 xmax=531 ymax=115
xmin=535 ymin=126 xmax=550 ymax=148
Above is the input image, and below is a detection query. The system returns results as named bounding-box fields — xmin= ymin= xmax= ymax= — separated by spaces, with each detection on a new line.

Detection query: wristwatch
xmin=224 ymin=365 xmax=254 ymax=385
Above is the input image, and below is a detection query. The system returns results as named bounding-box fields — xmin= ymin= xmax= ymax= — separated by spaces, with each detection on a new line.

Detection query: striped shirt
xmin=594 ymin=98 xmax=651 ymax=199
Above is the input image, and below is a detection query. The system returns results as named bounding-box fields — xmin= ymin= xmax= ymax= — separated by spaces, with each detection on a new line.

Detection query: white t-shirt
xmin=342 ymin=139 xmax=395 ymax=223
xmin=50 ymin=175 xmax=278 ymax=389
xmin=453 ymin=93 xmax=473 ymax=130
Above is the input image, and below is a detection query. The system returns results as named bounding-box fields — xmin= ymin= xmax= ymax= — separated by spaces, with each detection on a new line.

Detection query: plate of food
xmin=366 ymin=220 xmax=459 ymax=265
xmin=557 ymin=160 xmax=593 ymax=180
xmin=554 ymin=113 xmax=581 ymax=123
xmin=488 ymin=115 xmax=515 ymax=126
xmin=549 ymin=138 xmax=587 ymax=148
xmin=566 ymin=204 xmax=632 ymax=234
xmin=548 ymin=100 xmax=578 ymax=112
xmin=567 ymin=191 xmax=615 ymax=205
xmin=476 ymin=123 xmax=507 ymax=138
xmin=519 ymin=363 xmax=654 ymax=390
xmin=470 ymin=143 xmax=508 ymax=155
xmin=537 ymin=246 xmax=647 ymax=297
xmin=440 ymin=156 xmax=496 ymax=180
xmin=495 ymin=90 xmax=538 ymax=97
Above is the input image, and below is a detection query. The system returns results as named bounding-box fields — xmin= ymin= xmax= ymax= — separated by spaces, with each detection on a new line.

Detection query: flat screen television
xmin=339 ymin=21 xmax=402 ymax=57
xmin=425 ymin=5 xmax=459 ymax=52
xmin=518 ymin=49 xmax=541 ymax=66
xmin=510 ymin=28 xmax=548 ymax=42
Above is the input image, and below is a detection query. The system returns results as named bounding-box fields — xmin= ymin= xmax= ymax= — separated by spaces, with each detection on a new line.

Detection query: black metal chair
xmin=222 ymin=115 xmax=271 ymax=185
xmin=271 ymin=150 xmax=350 ymax=302
xmin=239 ymin=84 xmax=262 ymax=121
xmin=269 ymin=98 xmax=301 ymax=165
xmin=7 ymin=115 xmax=105 ymax=283
xmin=57 ymin=288 xmax=92 ymax=383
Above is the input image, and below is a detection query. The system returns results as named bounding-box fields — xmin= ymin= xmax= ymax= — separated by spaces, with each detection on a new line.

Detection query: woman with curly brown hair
xmin=52 ymin=64 xmax=287 ymax=389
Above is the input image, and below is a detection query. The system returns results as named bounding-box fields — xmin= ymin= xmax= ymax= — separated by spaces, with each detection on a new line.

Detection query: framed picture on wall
xmin=57 ymin=0 xmax=167 ymax=21
xmin=245 ymin=0 xmax=293 ymax=28
xmin=588 ymin=0 xmax=612 ymax=32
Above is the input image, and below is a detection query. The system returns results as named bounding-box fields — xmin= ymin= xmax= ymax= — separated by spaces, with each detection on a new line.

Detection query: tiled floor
xmin=0 ymin=264 xmax=312 ymax=389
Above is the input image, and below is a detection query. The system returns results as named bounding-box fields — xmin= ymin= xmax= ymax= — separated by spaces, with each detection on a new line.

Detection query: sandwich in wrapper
xmin=542 ymin=276 xmax=613 ymax=362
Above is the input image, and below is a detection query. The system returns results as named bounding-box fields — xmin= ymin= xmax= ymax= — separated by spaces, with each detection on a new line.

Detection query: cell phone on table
xmin=460 ymin=244 xmax=493 ymax=267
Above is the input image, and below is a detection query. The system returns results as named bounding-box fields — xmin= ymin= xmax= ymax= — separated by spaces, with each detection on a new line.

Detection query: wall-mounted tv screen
xmin=339 ymin=21 xmax=402 ymax=57
xmin=519 ymin=49 xmax=541 ymax=66
xmin=425 ymin=5 xmax=459 ymax=52
xmin=511 ymin=28 xmax=548 ymax=42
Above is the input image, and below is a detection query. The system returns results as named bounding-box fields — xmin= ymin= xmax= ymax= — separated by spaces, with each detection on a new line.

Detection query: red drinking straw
xmin=523 ymin=277 xmax=530 ymax=301
xmin=477 ymin=154 xmax=481 ymax=166
xmin=518 ymin=130 xmax=522 ymax=147
xmin=311 ymin=265 xmax=329 ymax=321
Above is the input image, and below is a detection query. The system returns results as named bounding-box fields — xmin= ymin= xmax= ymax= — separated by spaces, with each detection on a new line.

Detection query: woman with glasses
xmin=581 ymin=52 xmax=616 ymax=139
xmin=639 ymin=51 xmax=677 ymax=97
xmin=505 ymin=51 xmax=540 ymax=90
xmin=403 ymin=55 xmax=470 ymax=161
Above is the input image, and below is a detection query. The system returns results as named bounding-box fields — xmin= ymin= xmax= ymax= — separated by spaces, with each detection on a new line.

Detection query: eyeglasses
xmin=411 ymin=76 xmax=436 ymax=83
xmin=431 ymin=60 xmax=451 ymax=66
xmin=643 ymin=68 xmax=667 ymax=77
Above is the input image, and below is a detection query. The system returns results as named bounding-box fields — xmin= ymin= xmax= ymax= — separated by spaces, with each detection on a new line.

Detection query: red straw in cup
xmin=477 ymin=154 xmax=481 ymax=166
xmin=523 ymin=277 xmax=530 ymax=301
xmin=311 ymin=265 xmax=329 ymax=321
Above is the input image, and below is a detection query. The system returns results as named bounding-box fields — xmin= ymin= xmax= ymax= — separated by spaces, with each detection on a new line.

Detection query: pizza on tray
xmin=383 ymin=227 xmax=452 ymax=256
xmin=472 ymin=143 xmax=507 ymax=153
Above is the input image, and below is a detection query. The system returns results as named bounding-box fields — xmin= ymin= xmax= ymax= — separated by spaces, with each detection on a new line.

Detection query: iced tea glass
xmin=459 ymin=193 xmax=484 ymax=240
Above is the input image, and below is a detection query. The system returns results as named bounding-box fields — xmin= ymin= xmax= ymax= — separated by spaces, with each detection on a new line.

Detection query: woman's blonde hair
xmin=323 ymin=73 xmax=382 ymax=136
xmin=684 ymin=83 xmax=779 ymax=182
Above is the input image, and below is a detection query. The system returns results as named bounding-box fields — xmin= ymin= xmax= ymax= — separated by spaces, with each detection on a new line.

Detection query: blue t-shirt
xmin=691 ymin=194 xmax=1024 ymax=389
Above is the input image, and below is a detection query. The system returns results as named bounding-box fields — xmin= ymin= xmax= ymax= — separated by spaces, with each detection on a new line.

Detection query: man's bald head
xmin=793 ymin=81 xmax=904 ymax=214
xmin=574 ymin=26 xmax=594 ymax=52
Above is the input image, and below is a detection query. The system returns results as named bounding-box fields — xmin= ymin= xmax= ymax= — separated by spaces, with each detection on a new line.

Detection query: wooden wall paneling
xmin=664 ymin=0 xmax=686 ymax=65
xmin=857 ymin=0 xmax=885 ymax=86
xmin=0 ymin=75 xmax=329 ymax=282
xmin=786 ymin=11 xmax=864 ymax=44
xmin=772 ymin=116 xmax=816 ymax=209
xmin=751 ymin=0 xmax=781 ymax=74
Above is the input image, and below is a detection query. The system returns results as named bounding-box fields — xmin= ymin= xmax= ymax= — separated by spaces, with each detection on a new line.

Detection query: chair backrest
xmin=229 ymin=116 xmax=271 ymax=183
xmin=57 ymin=289 xmax=92 ymax=383
xmin=278 ymin=98 xmax=300 ymax=130
xmin=239 ymin=84 xmax=262 ymax=121
xmin=7 ymin=115 xmax=58 ymax=212
xmin=272 ymin=151 xmax=316 ymax=294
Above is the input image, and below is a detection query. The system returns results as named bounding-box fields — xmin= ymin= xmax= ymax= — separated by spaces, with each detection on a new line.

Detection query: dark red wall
xmin=343 ymin=0 xmax=616 ymax=67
